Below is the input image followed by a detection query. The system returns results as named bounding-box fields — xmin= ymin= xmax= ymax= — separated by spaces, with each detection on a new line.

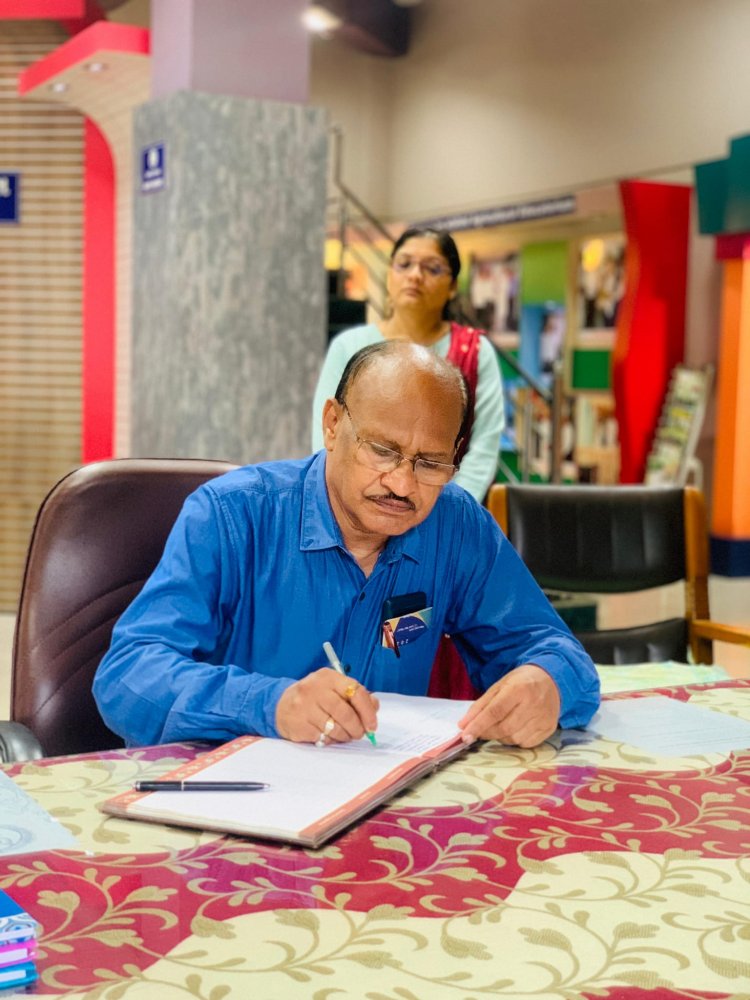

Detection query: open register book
xmin=100 ymin=693 xmax=474 ymax=848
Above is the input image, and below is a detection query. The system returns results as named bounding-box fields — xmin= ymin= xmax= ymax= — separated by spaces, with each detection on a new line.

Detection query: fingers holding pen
xmin=332 ymin=678 xmax=380 ymax=739
xmin=275 ymin=667 xmax=379 ymax=744
xmin=320 ymin=641 xmax=378 ymax=744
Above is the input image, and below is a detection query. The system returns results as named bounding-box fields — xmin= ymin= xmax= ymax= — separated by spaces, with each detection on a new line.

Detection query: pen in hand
xmin=134 ymin=780 xmax=270 ymax=792
xmin=322 ymin=641 xmax=377 ymax=747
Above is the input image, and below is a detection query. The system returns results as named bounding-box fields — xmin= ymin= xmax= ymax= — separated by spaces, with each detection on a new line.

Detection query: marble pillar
xmin=131 ymin=90 xmax=328 ymax=464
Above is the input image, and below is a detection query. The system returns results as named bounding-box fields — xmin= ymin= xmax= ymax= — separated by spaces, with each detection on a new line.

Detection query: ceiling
xmin=106 ymin=0 xmax=415 ymax=57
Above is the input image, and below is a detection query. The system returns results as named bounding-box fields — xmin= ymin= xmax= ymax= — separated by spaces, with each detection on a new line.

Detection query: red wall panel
xmin=612 ymin=180 xmax=691 ymax=482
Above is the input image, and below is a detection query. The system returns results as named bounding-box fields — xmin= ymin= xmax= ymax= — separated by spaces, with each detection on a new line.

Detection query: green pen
xmin=322 ymin=641 xmax=377 ymax=746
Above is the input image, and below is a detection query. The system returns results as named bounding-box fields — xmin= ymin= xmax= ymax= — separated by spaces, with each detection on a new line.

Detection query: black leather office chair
xmin=487 ymin=483 xmax=750 ymax=665
xmin=0 ymin=458 xmax=237 ymax=762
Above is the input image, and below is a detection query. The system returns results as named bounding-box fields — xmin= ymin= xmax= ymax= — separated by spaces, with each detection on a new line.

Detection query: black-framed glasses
xmin=391 ymin=255 xmax=452 ymax=279
xmin=342 ymin=402 xmax=456 ymax=486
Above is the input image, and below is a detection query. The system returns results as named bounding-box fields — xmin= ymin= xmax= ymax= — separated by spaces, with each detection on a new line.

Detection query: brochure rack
xmin=645 ymin=364 xmax=713 ymax=488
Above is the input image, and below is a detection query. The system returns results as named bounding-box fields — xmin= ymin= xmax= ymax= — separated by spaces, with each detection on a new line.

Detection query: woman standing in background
xmin=311 ymin=227 xmax=505 ymax=503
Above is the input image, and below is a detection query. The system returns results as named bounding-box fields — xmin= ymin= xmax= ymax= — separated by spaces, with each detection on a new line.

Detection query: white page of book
xmin=140 ymin=693 xmax=472 ymax=835
xmin=330 ymin=693 xmax=473 ymax=755
xmin=589 ymin=695 xmax=750 ymax=756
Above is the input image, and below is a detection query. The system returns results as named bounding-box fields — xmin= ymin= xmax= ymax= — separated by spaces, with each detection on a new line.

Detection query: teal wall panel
xmin=694 ymin=158 xmax=727 ymax=236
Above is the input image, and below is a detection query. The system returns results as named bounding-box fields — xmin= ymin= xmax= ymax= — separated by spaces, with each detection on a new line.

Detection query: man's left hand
xmin=458 ymin=664 xmax=560 ymax=748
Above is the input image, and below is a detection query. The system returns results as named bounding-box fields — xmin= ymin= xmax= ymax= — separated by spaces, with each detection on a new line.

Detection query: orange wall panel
xmin=712 ymin=258 xmax=750 ymax=536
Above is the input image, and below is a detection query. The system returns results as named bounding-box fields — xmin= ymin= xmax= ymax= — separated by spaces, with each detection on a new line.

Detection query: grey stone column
xmin=131 ymin=90 xmax=328 ymax=463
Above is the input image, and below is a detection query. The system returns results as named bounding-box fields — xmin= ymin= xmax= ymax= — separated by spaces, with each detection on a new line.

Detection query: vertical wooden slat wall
xmin=0 ymin=21 xmax=83 ymax=612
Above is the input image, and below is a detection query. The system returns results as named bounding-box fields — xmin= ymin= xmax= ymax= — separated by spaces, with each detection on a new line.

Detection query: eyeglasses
xmin=342 ymin=402 xmax=456 ymax=486
xmin=391 ymin=255 xmax=452 ymax=279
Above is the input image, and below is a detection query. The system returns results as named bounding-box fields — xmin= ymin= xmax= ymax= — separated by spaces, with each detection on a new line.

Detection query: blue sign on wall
xmin=140 ymin=143 xmax=166 ymax=194
xmin=0 ymin=172 xmax=19 ymax=223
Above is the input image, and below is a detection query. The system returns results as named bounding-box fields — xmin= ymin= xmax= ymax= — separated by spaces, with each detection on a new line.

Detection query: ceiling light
xmin=50 ymin=81 xmax=68 ymax=93
xmin=85 ymin=62 xmax=107 ymax=73
xmin=302 ymin=4 xmax=343 ymax=35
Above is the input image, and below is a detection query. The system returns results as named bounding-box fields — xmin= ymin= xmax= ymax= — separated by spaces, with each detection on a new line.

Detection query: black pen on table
xmin=134 ymin=780 xmax=270 ymax=792
xmin=322 ymin=640 xmax=377 ymax=747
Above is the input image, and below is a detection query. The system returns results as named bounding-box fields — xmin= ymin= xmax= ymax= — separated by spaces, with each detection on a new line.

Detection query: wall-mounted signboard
xmin=416 ymin=195 xmax=576 ymax=233
xmin=0 ymin=172 xmax=19 ymax=223
xmin=140 ymin=143 xmax=166 ymax=194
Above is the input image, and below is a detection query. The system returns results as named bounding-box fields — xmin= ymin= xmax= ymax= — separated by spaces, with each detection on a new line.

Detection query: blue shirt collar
xmin=301 ymin=450 xmax=423 ymax=565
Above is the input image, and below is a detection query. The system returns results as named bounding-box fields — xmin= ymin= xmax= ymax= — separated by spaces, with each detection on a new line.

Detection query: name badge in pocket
xmin=381 ymin=593 xmax=433 ymax=656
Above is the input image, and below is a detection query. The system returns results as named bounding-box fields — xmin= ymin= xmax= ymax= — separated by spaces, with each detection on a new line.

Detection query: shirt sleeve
xmin=453 ymin=336 xmax=505 ymax=502
xmin=446 ymin=501 xmax=601 ymax=729
xmin=92 ymin=487 xmax=295 ymax=746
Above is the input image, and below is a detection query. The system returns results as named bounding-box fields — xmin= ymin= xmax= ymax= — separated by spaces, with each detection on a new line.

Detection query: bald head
xmin=333 ymin=341 xmax=468 ymax=445
xmin=321 ymin=339 xmax=469 ymax=549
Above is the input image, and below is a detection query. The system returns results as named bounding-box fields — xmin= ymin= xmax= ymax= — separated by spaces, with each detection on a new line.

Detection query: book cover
xmin=0 ymin=888 xmax=37 ymax=946
xmin=100 ymin=693 xmax=474 ymax=848
xmin=0 ymin=959 xmax=38 ymax=989
xmin=0 ymin=939 xmax=37 ymax=968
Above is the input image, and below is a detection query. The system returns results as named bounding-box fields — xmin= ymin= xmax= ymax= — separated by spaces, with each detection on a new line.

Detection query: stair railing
xmin=328 ymin=126 xmax=391 ymax=315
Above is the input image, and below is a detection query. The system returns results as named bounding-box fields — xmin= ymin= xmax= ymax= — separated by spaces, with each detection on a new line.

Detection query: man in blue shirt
xmin=94 ymin=341 xmax=599 ymax=749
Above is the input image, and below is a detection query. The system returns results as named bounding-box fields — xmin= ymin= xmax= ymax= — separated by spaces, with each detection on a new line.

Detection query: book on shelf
xmin=100 ymin=693 xmax=474 ymax=848
xmin=0 ymin=888 xmax=39 ymax=989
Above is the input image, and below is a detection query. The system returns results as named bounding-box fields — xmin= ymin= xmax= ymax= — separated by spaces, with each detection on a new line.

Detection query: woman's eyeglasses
xmin=391 ymin=255 xmax=452 ymax=279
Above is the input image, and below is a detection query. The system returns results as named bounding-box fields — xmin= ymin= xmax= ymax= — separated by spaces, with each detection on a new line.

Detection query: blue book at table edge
xmin=0 ymin=888 xmax=39 ymax=989
xmin=0 ymin=960 xmax=38 ymax=989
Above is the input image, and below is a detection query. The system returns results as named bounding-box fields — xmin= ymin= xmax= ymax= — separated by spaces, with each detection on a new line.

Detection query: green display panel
xmin=571 ymin=349 xmax=611 ymax=390
xmin=519 ymin=242 xmax=567 ymax=305
xmin=497 ymin=348 xmax=519 ymax=383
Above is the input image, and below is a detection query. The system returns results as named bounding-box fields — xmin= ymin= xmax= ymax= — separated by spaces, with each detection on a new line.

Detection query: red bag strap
xmin=445 ymin=323 xmax=480 ymax=464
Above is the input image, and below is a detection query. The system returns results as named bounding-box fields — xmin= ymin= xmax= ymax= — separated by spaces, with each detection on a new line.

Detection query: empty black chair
xmin=487 ymin=483 xmax=750 ymax=665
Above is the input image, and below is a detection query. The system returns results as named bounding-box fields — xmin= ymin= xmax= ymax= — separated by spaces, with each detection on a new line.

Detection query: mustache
xmin=370 ymin=491 xmax=416 ymax=511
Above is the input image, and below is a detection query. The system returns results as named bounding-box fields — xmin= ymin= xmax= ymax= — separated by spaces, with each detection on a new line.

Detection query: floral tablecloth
xmin=1 ymin=680 xmax=749 ymax=999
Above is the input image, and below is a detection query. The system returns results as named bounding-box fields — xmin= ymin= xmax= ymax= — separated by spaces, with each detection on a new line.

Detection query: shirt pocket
xmin=381 ymin=606 xmax=433 ymax=651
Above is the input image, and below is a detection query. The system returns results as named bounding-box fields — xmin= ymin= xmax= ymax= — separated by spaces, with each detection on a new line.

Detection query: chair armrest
xmin=0 ymin=722 xmax=45 ymax=763
xmin=692 ymin=619 xmax=750 ymax=647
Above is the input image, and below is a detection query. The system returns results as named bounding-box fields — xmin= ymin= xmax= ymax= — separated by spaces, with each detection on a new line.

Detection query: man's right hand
xmin=275 ymin=668 xmax=379 ymax=744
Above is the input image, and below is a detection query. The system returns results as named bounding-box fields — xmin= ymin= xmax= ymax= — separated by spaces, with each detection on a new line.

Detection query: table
xmin=1 ymin=679 xmax=749 ymax=999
